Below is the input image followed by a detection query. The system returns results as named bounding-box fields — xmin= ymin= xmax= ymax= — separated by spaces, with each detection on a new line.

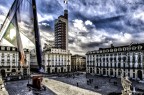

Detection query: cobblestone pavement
xmin=5 ymin=80 xmax=56 ymax=95
xmin=4 ymin=73 xmax=144 ymax=95
xmin=50 ymin=74 xmax=144 ymax=95
xmin=48 ymin=73 xmax=144 ymax=95
xmin=42 ymin=78 xmax=101 ymax=95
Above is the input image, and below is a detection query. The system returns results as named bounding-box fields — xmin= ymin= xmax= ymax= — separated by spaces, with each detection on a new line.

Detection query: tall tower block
xmin=54 ymin=10 xmax=68 ymax=51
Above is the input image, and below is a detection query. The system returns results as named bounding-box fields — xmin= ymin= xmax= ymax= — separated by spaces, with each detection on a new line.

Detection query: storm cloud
xmin=0 ymin=0 xmax=144 ymax=55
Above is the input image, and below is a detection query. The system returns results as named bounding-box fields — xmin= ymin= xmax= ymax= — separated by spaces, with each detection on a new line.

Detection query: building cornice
xmin=86 ymin=43 xmax=144 ymax=54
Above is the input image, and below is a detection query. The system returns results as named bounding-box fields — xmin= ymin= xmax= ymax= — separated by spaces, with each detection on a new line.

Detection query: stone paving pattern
xmin=49 ymin=73 xmax=144 ymax=95
xmin=5 ymin=80 xmax=56 ymax=95
xmin=49 ymin=74 xmax=122 ymax=95
xmin=42 ymin=78 xmax=100 ymax=95
xmin=4 ymin=73 xmax=144 ymax=95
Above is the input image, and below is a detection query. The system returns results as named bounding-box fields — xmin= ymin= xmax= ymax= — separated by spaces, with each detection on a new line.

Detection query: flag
xmin=19 ymin=50 xmax=25 ymax=65
xmin=1 ymin=0 xmax=38 ymax=66
xmin=3 ymin=23 xmax=17 ymax=46
xmin=1 ymin=0 xmax=35 ymax=44
xmin=15 ymin=13 xmax=25 ymax=65
xmin=16 ymin=29 xmax=25 ymax=65
xmin=3 ymin=14 xmax=25 ymax=65
xmin=0 ymin=0 xmax=20 ymax=41
xmin=64 ymin=0 xmax=68 ymax=4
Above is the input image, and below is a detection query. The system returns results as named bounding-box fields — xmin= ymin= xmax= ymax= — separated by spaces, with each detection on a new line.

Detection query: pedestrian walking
xmin=89 ymin=79 xmax=91 ymax=84
xmin=92 ymin=79 xmax=93 ymax=82
xmin=77 ymin=82 xmax=79 ymax=87
xmin=87 ymin=80 xmax=89 ymax=85
xmin=73 ymin=75 xmax=75 ymax=79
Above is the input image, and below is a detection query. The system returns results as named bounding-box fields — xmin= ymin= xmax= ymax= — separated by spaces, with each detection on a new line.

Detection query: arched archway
xmin=110 ymin=69 xmax=113 ymax=76
xmin=90 ymin=68 xmax=92 ymax=73
xmin=55 ymin=68 xmax=57 ymax=73
xmin=47 ymin=68 xmax=50 ymax=73
xmin=97 ymin=68 xmax=99 ymax=74
xmin=67 ymin=66 xmax=70 ymax=72
xmin=23 ymin=69 xmax=27 ymax=75
xmin=137 ymin=70 xmax=142 ymax=80
xmin=12 ymin=69 xmax=16 ymax=72
xmin=103 ymin=69 xmax=106 ymax=75
xmin=118 ymin=70 xmax=121 ymax=76
xmin=11 ymin=69 xmax=16 ymax=75
xmin=52 ymin=69 xmax=54 ymax=73
xmin=64 ymin=69 xmax=66 ymax=72
xmin=1 ymin=69 xmax=6 ymax=77
xmin=61 ymin=67 xmax=63 ymax=73
xmin=58 ymin=69 xmax=60 ymax=73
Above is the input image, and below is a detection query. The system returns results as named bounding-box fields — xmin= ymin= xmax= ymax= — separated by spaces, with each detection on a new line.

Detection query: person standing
xmin=77 ymin=82 xmax=79 ymax=87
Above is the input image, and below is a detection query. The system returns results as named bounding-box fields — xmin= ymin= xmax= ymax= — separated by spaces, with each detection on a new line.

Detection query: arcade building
xmin=86 ymin=43 xmax=144 ymax=80
xmin=0 ymin=46 xmax=30 ymax=79
xmin=42 ymin=48 xmax=71 ymax=73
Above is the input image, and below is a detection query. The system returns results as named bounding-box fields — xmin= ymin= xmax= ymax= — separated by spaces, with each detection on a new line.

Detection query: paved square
xmin=5 ymin=80 xmax=56 ymax=95
xmin=48 ymin=74 xmax=122 ymax=94
xmin=48 ymin=73 xmax=144 ymax=95
xmin=4 ymin=73 xmax=144 ymax=95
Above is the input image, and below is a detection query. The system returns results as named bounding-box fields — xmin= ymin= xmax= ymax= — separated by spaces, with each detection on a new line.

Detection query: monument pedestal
xmin=121 ymin=76 xmax=132 ymax=95
xmin=122 ymin=90 xmax=132 ymax=95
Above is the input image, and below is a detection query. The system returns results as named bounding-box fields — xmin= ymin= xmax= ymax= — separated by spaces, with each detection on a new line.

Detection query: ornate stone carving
xmin=121 ymin=72 xmax=132 ymax=95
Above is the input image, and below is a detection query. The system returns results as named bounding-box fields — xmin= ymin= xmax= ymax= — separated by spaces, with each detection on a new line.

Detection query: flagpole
xmin=32 ymin=0 xmax=44 ymax=72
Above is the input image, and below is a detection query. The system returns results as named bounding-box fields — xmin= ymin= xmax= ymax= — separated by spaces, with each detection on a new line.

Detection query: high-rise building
xmin=54 ymin=10 xmax=68 ymax=51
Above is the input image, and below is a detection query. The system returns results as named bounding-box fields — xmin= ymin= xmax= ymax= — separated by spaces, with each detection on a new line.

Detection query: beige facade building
xmin=30 ymin=47 xmax=72 ymax=73
xmin=71 ymin=55 xmax=86 ymax=71
xmin=86 ymin=43 xmax=144 ymax=80
xmin=0 ymin=46 xmax=30 ymax=80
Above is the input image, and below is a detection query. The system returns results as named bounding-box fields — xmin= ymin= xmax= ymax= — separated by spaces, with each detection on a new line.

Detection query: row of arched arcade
xmin=46 ymin=67 xmax=71 ymax=73
xmin=87 ymin=67 xmax=143 ymax=80
xmin=0 ymin=68 xmax=29 ymax=78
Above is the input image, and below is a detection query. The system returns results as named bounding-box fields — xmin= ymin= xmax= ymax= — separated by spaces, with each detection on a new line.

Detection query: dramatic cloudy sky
xmin=0 ymin=0 xmax=144 ymax=55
